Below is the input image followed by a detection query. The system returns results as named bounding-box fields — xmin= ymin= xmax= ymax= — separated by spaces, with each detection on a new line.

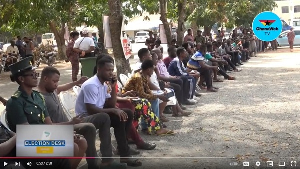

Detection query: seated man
xmin=217 ymin=42 xmax=240 ymax=72
xmin=225 ymin=39 xmax=240 ymax=66
xmin=37 ymin=66 xmax=129 ymax=169
xmin=168 ymin=47 xmax=200 ymax=98
xmin=153 ymin=48 xmax=198 ymax=106
xmin=75 ymin=56 xmax=142 ymax=167
xmin=205 ymin=43 xmax=235 ymax=81
xmin=5 ymin=40 xmax=19 ymax=66
xmin=151 ymin=52 xmax=192 ymax=117
xmin=163 ymin=46 xmax=176 ymax=68
xmin=5 ymin=57 xmax=87 ymax=169
xmin=187 ymin=45 xmax=218 ymax=92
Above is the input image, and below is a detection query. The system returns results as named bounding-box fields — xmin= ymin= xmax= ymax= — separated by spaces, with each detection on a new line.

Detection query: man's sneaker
xmin=188 ymin=99 xmax=197 ymax=103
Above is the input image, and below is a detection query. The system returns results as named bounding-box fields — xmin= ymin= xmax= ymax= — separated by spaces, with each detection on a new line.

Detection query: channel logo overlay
xmin=16 ymin=125 xmax=73 ymax=157
xmin=252 ymin=11 xmax=282 ymax=41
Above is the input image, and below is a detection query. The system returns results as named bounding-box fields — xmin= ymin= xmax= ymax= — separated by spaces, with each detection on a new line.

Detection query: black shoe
xmin=114 ymin=147 xmax=140 ymax=155
xmin=182 ymin=100 xmax=196 ymax=105
xmin=238 ymin=62 xmax=243 ymax=65
xmin=163 ymin=106 xmax=172 ymax=114
xmin=137 ymin=142 xmax=156 ymax=150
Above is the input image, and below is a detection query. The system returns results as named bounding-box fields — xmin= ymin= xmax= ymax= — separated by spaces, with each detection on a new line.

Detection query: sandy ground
xmin=1 ymin=48 xmax=300 ymax=169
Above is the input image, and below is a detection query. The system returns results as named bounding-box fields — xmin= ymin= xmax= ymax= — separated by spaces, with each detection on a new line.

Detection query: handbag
xmin=0 ymin=122 xmax=12 ymax=144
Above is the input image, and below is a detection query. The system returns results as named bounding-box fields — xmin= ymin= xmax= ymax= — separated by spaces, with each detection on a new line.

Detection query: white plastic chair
xmin=73 ymin=86 xmax=81 ymax=96
xmin=0 ymin=110 xmax=9 ymax=130
xmin=59 ymin=92 xmax=77 ymax=120
xmin=127 ymin=73 xmax=132 ymax=78
xmin=165 ymin=88 xmax=177 ymax=105
xmin=119 ymin=74 xmax=129 ymax=86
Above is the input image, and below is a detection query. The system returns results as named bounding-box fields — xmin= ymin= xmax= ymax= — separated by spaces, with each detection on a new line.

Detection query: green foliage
xmin=232 ymin=0 xmax=277 ymax=27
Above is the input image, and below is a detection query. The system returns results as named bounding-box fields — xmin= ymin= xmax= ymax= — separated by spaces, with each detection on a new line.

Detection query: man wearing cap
xmin=73 ymin=28 xmax=95 ymax=58
xmin=5 ymin=57 xmax=88 ymax=169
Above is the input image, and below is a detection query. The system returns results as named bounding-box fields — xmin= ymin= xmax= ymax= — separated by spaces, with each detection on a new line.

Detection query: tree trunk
xmin=204 ymin=26 xmax=212 ymax=36
xmin=107 ymin=0 xmax=131 ymax=78
xmin=176 ymin=0 xmax=187 ymax=46
xmin=49 ymin=21 xmax=67 ymax=60
xmin=191 ymin=21 xmax=198 ymax=39
xmin=159 ymin=0 xmax=172 ymax=45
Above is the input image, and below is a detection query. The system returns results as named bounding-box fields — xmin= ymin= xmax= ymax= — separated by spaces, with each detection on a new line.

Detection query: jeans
xmin=141 ymin=99 xmax=159 ymax=130
xmin=186 ymin=76 xmax=196 ymax=99
xmin=74 ymin=123 xmax=98 ymax=169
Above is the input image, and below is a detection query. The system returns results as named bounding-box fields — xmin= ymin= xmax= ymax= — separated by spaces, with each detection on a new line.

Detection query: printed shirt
xmin=187 ymin=51 xmax=205 ymax=70
xmin=122 ymin=72 xmax=157 ymax=101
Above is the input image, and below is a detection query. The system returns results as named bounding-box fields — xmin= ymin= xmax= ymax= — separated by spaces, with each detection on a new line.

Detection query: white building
xmin=273 ymin=0 xmax=300 ymax=26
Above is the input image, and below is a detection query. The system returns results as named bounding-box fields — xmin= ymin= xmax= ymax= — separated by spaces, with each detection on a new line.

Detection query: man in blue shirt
xmin=168 ymin=47 xmax=200 ymax=102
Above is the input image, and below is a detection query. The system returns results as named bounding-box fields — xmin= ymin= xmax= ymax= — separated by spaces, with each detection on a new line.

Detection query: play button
xmin=4 ymin=162 xmax=8 ymax=166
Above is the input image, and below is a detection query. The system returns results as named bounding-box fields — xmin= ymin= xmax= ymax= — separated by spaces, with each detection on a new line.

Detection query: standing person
xmin=73 ymin=28 xmax=95 ymax=58
xmin=16 ymin=36 xmax=25 ymax=58
xmin=184 ymin=29 xmax=194 ymax=43
xmin=23 ymin=37 xmax=35 ymax=65
xmin=66 ymin=31 xmax=80 ymax=82
xmin=287 ymin=27 xmax=295 ymax=52
xmin=194 ymin=30 xmax=205 ymax=45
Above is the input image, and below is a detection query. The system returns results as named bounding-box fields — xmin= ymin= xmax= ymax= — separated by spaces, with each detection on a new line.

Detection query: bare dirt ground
xmin=1 ymin=48 xmax=300 ymax=169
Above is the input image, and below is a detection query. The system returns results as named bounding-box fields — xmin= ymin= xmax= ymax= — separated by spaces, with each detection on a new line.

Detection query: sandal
xmin=227 ymin=76 xmax=236 ymax=80
xmin=156 ymin=129 xmax=175 ymax=136
xmin=180 ymin=111 xmax=192 ymax=116
xmin=213 ymin=79 xmax=223 ymax=82
xmin=120 ymin=159 xmax=142 ymax=167
xmin=160 ymin=116 xmax=169 ymax=122
xmin=207 ymin=88 xmax=218 ymax=92
xmin=234 ymin=69 xmax=241 ymax=72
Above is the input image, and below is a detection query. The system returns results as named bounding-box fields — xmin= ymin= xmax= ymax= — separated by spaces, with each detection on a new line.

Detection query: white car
xmin=277 ymin=29 xmax=300 ymax=46
xmin=135 ymin=31 xmax=149 ymax=43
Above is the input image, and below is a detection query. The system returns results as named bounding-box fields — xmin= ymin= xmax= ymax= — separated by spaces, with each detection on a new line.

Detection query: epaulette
xmin=11 ymin=90 xmax=21 ymax=98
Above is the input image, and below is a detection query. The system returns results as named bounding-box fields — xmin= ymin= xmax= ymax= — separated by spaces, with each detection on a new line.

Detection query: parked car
xmin=135 ymin=31 xmax=149 ymax=43
xmin=277 ymin=29 xmax=300 ymax=47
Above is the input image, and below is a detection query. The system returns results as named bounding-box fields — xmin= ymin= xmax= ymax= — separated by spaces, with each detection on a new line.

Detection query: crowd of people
xmin=0 ymin=27 xmax=279 ymax=169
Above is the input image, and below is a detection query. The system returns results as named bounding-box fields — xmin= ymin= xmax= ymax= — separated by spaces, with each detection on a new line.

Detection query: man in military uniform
xmin=5 ymin=57 xmax=87 ymax=169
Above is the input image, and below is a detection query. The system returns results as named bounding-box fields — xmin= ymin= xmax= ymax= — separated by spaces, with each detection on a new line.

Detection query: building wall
xmin=273 ymin=0 xmax=300 ymax=25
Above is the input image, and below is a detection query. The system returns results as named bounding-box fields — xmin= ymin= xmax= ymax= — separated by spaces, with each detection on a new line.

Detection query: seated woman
xmin=116 ymin=83 xmax=174 ymax=136
xmin=122 ymin=60 xmax=175 ymax=135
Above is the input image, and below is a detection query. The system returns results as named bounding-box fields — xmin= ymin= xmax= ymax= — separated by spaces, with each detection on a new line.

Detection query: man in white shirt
xmin=6 ymin=40 xmax=19 ymax=56
xmin=73 ymin=29 xmax=95 ymax=58
xmin=75 ymin=56 xmax=142 ymax=167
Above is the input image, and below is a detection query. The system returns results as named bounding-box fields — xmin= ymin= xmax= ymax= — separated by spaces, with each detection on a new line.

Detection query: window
xmin=295 ymin=31 xmax=300 ymax=35
xmin=294 ymin=5 xmax=300 ymax=13
xmin=293 ymin=20 xmax=300 ymax=27
xmin=282 ymin=6 xmax=289 ymax=13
